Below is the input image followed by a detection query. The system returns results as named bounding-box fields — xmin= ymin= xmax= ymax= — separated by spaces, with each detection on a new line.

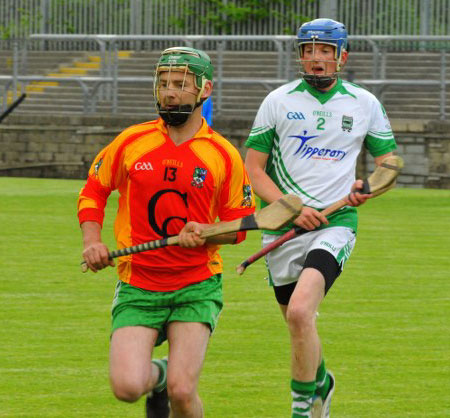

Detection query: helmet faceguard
xmin=296 ymin=19 xmax=348 ymax=89
xmin=154 ymin=47 xmax=214 ymax=126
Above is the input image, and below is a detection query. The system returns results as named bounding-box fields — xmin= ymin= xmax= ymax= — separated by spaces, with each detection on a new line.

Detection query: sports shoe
xmin=321 ymin=371 xmax=335 ymax=418
xmin=311 ymin=395 xmax=323 ymax=418
xmin=146 ymin=387 xmax=169 ymax=418
xmin=145 ymin=358 xmax=169 ymax=418
xmin=311 ymin=371 xmax=335 ymax=418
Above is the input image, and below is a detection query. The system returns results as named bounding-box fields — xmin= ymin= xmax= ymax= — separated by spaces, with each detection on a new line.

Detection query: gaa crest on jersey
xmin=191 ymin=167 xmax=207 ymax=188
xmin=341 ymin=115 xmax=353 ymax=132
xmin=287 ymin=111 xmax=306 ymax=120
xmin=94 ymin=158 xmax=103 ymax=176
xmin=241 ymin=184 xmax=253 ymax=207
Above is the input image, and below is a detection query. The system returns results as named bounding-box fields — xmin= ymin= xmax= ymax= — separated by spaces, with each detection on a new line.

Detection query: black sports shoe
xmin=145 ymin=387 xmax=170 ymax=418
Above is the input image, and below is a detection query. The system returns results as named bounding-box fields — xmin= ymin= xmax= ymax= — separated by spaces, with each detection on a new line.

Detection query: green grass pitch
xmin=1 ymin=177 xmax=449 ymax=417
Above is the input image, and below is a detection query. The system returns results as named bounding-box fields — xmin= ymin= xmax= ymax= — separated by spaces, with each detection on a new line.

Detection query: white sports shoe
xmin=321 ymin=371 xmax=335 ymax=418
xmin=311 ymin=395 xmax=323 ymax=418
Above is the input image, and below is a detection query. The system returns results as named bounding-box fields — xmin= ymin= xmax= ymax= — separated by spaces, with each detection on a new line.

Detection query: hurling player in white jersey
xmin=245 ymin=18 xmax=397 ymax=418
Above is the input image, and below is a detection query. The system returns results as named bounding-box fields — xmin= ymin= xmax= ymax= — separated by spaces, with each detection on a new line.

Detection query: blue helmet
xmin=297 ymin=18 xmax=348 ymax=60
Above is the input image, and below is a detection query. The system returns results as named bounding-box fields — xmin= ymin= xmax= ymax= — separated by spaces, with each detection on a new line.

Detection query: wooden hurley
xmin=81 ymin=194 xmax=303 ymax=273
xmin=236 ymin=155 xmax=404 ymax=275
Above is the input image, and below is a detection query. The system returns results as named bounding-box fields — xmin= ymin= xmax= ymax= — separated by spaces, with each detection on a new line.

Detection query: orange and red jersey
xmin=78 ymin=118 xmax=255 ymax=291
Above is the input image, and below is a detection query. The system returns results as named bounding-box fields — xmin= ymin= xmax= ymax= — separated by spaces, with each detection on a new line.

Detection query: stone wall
xmin=0 ymin=114 xmax=449 ymax=189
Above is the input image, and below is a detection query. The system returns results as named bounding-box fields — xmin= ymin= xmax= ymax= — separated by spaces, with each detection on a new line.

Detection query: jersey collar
xmin=289 ymin=78 xmax=356 ymax=104
xmin=156 ymin=117 xmax=214 ymax=141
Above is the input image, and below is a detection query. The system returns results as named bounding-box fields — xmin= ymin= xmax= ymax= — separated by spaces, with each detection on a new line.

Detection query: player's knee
xmin=111 ymin=386 xmax=141 ymax=403
xmin=110 ymin=377 xmax=147 ymax=403
xmin=168 ymin=379 xmax=196 ymax=412
xmin=286 ymin=302 xmax=315 ymax=334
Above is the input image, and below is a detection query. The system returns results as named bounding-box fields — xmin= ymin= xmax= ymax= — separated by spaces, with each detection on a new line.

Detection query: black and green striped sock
xmin=291 ymin=379 xmax=316 ymax=417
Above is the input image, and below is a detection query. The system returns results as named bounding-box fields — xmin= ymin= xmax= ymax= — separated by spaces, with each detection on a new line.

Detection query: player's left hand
xmin=346 ymin=179 xmax=373 ymax=207
xmin=178 ymin=221 xmax=207 ymax=247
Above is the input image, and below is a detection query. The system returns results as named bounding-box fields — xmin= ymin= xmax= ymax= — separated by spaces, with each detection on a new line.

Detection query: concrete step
xmin=384 ymin=97 xmax=447 ymax=105
xmin=18 ymin=86 xmax=271 ymax=99
xmin=19 ymin=89 xmax=444 ymax=107
xmin=383 ymin=91 xmax=449 ymax=98
xmin=386 ymin=110 xmax=444 ymax=119
xmin=219 ymin=108 xmax=258 ymax=118
xmin=0 ymin=51 xmax=87 ymax=59
xmin=19 ymin=98 xmax=96 ymax=106
xmin=16 ymin=104 xmax=85 ymax=112
xmin=13 ymin=104 xmax=446 ymax=121
xmin=114 ymin=87 xmax=267 ymax=96
xmin=117 ymin=63 xmax=280 ymax=72
xmin=19 ymin=95 xmax=265 ymax=108
xmin=114 ymin=69 xmax=279 ymax=77
xmin=356 ymin=83 xmax=445 ymax=92
xmin=384 ymin=102 xmax=449 ymax=111
xmin=118 ymin=55 xmax=281 ymax=63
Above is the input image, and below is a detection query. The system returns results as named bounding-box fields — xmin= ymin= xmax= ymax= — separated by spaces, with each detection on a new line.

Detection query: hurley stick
xmin=235 ymin=155 xmax=404 ymax=275
xmin=0 ymin=93 xmax=26 ymax=124
xmin=81 ymin=194 xmax=303 ymax=273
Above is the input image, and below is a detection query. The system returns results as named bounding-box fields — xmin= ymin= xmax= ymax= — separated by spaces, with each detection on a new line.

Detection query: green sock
xmin=315 ymin=359 xmax=330 ymax=400
xmin=152 ymin=358 xmax=168 ymax=392
xmin=291 ymin=379 xmax=316 ymax=418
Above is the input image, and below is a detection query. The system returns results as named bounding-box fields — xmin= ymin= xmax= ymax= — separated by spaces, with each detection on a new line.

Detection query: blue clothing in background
xmin=202 ymin=97 xmax=213 ymax=126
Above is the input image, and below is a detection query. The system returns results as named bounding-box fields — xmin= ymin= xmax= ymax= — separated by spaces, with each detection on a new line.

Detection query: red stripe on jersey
xmin=78 ymin=208 xmax=104 ymax=225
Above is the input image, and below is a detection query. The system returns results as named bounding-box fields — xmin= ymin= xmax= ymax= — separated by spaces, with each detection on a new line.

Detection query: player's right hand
xmin=82 ymin=242 xmax=115 ymax=273
xmin=294 ymin=206 xmax=329 ymax=231
xmin=178 ymin=221 xmax=207 ymax=248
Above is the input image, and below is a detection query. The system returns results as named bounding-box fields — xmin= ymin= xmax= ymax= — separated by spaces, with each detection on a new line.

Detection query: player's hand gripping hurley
xmin=81 ymin=194 xmax=303 ymax=273
xmin=236 ymin=155 xmax=404 ymax=275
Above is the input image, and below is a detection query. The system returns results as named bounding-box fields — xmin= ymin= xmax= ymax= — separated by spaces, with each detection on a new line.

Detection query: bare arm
xmin=245 ymin=148 xmax=328 ymax=231
xmin=81 ymin=221 xmax=115 ymax=272
xmin=374 ymin=151 xmax=393 ymax=166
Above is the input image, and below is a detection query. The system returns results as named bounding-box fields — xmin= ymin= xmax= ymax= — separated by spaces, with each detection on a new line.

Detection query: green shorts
xmin=111 ymin=274 xmax=223 ymax=346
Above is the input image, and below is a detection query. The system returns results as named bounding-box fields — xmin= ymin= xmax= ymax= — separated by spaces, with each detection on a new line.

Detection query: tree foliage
xmin=0 ymin=8 xmax=42 ymax=40
xmin=167 ymin=0 xmax=311 ymax=34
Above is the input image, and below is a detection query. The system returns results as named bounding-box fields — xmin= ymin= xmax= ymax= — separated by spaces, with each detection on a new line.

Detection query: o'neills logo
xmin=135 ymin=162 xmax=154 ymax=170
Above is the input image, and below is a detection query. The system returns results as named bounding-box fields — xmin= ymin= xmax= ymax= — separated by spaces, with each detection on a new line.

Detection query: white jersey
xmin=245 ymin=78 xmax=397 ymax=233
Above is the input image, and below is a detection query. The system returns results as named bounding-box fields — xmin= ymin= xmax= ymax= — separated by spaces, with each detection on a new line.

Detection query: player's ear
xmin=201 ymin=80 xmax=213 ymax=99
xmin=340 ymin=49 xmax=349 ymax=66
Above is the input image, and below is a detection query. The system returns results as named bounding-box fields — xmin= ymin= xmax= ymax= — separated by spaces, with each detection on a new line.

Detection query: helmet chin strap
xmin=157 ymin=98 xmax=206 ymax=127
xmin=157 ymin=104 xmax=193 ymax=127
xmin=303 ymin=74 xmax=336 ymax=89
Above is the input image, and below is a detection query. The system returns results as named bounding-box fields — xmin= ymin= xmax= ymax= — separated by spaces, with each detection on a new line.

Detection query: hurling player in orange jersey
xmin=78 ymin=47 xmax=255 ymax=418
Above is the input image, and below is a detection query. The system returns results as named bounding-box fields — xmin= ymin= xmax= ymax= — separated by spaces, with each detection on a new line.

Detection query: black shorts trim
xmin=273 ymin=281 xmax=297 ymax=305
xmin=304 ymin=249 xmax=341 ymax=295
xmin=273 ymin=249 xmax=341 ymax=305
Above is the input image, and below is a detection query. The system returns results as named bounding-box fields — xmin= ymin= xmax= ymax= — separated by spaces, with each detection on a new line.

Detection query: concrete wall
xmin=0 ymin=114 xmax=449 ymax=189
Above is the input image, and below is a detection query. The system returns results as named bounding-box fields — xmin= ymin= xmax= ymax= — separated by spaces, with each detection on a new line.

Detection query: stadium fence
xmin=0 ymin=0 xmax=449 ymax=51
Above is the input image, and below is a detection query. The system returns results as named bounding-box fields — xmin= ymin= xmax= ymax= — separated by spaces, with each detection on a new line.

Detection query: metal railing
xmin=1 ymin=34 xmax=449 ymax=119
xmin=1 ymin=0 xmax=449 ymax=50
xmin=0 ymin=75 xmax=113 ymax=113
